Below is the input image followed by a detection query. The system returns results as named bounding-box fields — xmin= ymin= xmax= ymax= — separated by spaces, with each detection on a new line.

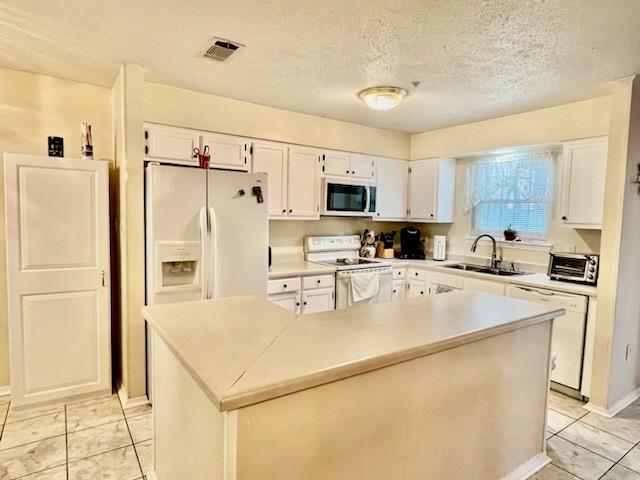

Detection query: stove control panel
xmin=305 ymin=235 xmax=361 ymax=253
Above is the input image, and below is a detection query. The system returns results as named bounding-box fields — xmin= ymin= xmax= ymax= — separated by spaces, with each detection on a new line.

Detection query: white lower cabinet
xmin=408 ymin=279 xmax=428 ymax=298
xmin=463 ymin=278 xmax=505 ymax=296
xmin=268 ymin=274 xmax=334 ymax=314
xmin=392 ymin=279 xmax=407 ymax=302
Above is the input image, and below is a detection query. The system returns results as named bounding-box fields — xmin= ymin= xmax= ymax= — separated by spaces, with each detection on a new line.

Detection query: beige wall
xmin=0 ymin=68 xmax=112 ymax=388
xmin=591 ymin=78 xmax=640 ymax=411
xmin=411 ymin=96 xmax=611 ymax=160
xmin=411 ymin=98 xmax=610 ymax=265
xmin=143 ymin=82 xmax=410 ymax=160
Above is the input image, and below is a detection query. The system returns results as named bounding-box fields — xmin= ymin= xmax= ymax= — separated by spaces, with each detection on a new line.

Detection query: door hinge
xmin=322 ymin=165 xmax=325 ymax=172
xmin=250 ymin=145 xmax=253 ymax=155
xmin=101 ymin=270 xmax=106 ymax=287
xmin=408 ymin=167 xmax=412 ymax=173
xmin=144 ymin=145 xmax=149 ymax=155
xmin=322 ymin=154 xmax=325 ymax=161
xmin=144 ymin=130 xmax=148 ymax=140
xmin=317 ymin=205 xmax=320 ymax=212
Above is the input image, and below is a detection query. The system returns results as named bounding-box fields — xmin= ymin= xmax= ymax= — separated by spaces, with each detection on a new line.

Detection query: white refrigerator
xmin=146 ymin=163 xmax=268 ymax=305
xmin=145 ymin=164 xmax=268 ymax=400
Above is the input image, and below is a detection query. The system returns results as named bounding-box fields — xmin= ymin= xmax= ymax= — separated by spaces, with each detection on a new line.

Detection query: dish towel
xmin=349 ymin=271 xmax=380 ymax=305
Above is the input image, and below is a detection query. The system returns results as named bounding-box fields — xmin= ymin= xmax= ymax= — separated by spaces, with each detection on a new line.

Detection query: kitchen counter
xmin=144 ymin=293 xmax=562 ymax=480
xmin=268 ymin=259 xmax=336 ymax=279
xmin=143 ymin=292 xmax=561 ymax=411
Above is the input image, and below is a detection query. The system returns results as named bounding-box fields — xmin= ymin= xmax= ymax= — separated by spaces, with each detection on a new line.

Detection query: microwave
xmin=321 ymin=177 xmax=376 ymax=217
xmin=548 ymin=253 xmax=599 ymax=285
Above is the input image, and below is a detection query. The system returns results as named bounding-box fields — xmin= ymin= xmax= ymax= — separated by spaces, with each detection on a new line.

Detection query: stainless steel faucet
xmin=470 ymin=234 xmax=501 ymax=270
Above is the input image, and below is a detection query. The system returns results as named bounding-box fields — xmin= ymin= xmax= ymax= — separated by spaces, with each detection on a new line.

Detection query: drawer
xmin=268 ymin=277 xmax=301 ymax=294
xmin=393 ymin=268 xmax=407 ymax=280
xmin=408 ymin=268 xmax=429 ymax=281
xmin=302 ymin=274 xmax=335 ymax=290
xmin=429 ymin=272 xmax=464 ymax=289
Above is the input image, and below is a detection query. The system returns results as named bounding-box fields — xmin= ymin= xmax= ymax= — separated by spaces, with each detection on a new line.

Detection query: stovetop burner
xmin=332 ymin=258 xmax=379 ymax=266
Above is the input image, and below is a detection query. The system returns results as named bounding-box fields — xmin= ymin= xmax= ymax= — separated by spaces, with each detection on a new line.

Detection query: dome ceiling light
xmin=357 ymin=86 xmax=408 ymax=110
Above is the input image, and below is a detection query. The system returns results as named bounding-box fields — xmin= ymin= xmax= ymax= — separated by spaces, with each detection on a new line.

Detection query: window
xmin=463 ymin=151 xmax=555 ymax=238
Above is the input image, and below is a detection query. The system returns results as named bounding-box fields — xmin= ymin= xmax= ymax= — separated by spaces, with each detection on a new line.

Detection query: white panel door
xmin=252 ymin=141 xmax=288 ymax=218
xmin=201 ymin=132 xmax=250 ymax=171
xmin=301 ymin=288 xmax=334 ymax=314
xmin=144 ymin=124 xmax=200 ymax=166
xmin=407 ymin=279 xmax=428 ymax=298
xmin=208 ymin=170 xmax=268 ymax=299
xmin=392 ymin=280 xmax=406 ymax=302
xmin=287 ymin=146 xmax=320 ymax=219
xmin=561 ymin=137 xmax=608 ymax=228
xmin=408 ymin=160 xmax=437 ymax=221
xmin=322 ymin=151 xmax=351 ymax=177
xmin=4 ymin=154 xmax=111 ymax=407
xmin=350 ymin=154 xmax=375 ymax=180
xmin=375 ymin=158 xmax=408 ymax=220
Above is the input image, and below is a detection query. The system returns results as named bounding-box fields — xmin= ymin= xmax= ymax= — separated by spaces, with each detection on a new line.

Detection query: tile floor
xmin=0 ymin=393 xmax=152 ymax=480
xmin=2 ymin=390 xmax=640 ymax=479
xmin=530 ymin=391 xmax=640 ymax=480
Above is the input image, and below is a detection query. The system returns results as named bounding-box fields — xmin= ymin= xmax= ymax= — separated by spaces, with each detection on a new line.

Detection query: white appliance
xmin=507 ymin=285 xmax=588 ymax=395
xmin=4 ymin=154 xmax=111 ymax=407
xmin=433 ymin=235 xmax=447 ymax=261
xmin=321 ymin=177 xmax=376 ymax=217
xmin=146 ymin=163 xmax=268 ymax=304
xmin=305 ymin=235 xmax=392 ymax=309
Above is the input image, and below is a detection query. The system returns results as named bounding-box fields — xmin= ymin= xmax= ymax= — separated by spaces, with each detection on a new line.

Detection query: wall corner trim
xmin=584 ymin=386 xmax=640 ymax=418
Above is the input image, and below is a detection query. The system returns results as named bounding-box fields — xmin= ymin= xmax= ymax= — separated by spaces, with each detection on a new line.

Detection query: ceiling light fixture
xmin=358 ymin=86 xmax=407 ymax=110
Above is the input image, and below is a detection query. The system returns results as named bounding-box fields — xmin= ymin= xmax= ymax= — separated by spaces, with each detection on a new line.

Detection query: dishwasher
xmin=507 ymin=285 xmax=588 ymax=394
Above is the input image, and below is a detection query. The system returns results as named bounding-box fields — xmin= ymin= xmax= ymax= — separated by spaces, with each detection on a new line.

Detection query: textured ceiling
xmin=1 ymin=0 xmax=639 ymax=133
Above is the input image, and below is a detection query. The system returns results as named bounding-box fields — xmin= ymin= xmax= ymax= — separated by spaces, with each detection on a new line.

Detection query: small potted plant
xmin=504 ymin=225 xmax=517 ymax=241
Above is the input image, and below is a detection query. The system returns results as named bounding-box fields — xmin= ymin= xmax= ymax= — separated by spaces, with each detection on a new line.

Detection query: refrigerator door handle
xmin=208 ymin=206 xmax=218 ymax=299
xmin=198 ymin=207 xmax=208 ymax=300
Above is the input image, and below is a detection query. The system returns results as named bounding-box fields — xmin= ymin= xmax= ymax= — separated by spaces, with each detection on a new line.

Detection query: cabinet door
xmin=144 ymin=124 xmax=200 ymax=165
xmin=407 ymin=279 xmax=428 ymax=298
xmin=375 ymin=158 xmax=408 ymax=220
xmin=322 ymin=151 xmax=351 ymax=177
xmin=301 ymin=287 xmax=335 ymax=314
xmin=201 ymin=132 xmax=250 ymax=171
xmin=408 ymin=159 xmax=437 ymax=221
xmin=268 ymin=292 xmax=301 ymax=314
xmin=464 ymin=278 xmax=505 ymax=296
xmin=252 ymin=141 xmax=288 ymax=218
xmin=392 ymin=280 xmax=406 ymax=302
xmin=561 ymin=137 xmax=608 ymax=228
xmin=287 ymin=146 xmax=320 ymax=219
xmin=350 ymin=154 xmax=376 ymax=180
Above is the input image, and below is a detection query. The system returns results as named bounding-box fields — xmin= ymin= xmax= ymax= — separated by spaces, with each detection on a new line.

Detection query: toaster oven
xmin=548 ymin=253 xmax=599 ymax=285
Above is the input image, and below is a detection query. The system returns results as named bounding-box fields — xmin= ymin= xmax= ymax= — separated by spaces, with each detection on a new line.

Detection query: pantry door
xmin=4 ymin=154 xmax=111 ymax=407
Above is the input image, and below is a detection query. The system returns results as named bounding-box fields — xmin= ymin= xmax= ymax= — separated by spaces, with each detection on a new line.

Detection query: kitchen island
xmin=143 ymin=292 xmax=563 ymax=480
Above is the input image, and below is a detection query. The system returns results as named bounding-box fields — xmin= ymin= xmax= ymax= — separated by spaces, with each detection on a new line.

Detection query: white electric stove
xmin=305 ymin=235 xmax=393 ymax=309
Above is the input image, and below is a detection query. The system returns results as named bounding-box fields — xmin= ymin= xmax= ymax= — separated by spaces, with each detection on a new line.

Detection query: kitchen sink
xmin=443 ymin=263 xmax=531 ymax=277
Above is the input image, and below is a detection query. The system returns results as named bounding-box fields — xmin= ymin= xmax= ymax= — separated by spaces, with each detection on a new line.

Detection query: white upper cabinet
xmin=201 ymin=132 xmax=251 ymax=171
xmin=287 ymin=146 xmax=320 ymax=219
xmin=375 ymin=158 xmax=409 ymax=221
xmin=408 ymin=157 xmax=456 ymax=223
xmin=322 ymin=151 xmax=375 ymax=180
xmin=349 ymin=154 xmax=376 ymax=180
xmin=251 ymin=141 xmax=288 ymax=218
xmin=144 ymin=124 xmax=200 ymax=166
xmin=561 ymin=137 xmax=608 ymax=229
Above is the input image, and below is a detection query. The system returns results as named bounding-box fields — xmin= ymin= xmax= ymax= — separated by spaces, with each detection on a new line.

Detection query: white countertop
xmin=268 ymin=260 xmax=336 ymax=279
xmin=143 ymin=292 xmax=562 ymax=412
xmin=270 ymin=256 xmax=597 ymax=297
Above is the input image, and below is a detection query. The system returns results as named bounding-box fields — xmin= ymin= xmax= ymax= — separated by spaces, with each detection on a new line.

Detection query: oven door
xmin=548 ymin=254 xmax=589 ymax=283
xmin=335 ymin=267 xmax=393 ymax=309
xmin=322 ymin=178 xmax=372 ymax=217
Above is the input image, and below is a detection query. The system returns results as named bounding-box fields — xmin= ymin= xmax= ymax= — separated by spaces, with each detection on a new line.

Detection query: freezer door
xmin=207 ymin=170 xmax=268 ymax=298
xmin=146 ymin=164 xmax=207 ymax=305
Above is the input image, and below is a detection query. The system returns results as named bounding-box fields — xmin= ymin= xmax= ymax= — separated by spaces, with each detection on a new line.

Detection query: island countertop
xmin=143 ymin=292 xmax=563 ymax=412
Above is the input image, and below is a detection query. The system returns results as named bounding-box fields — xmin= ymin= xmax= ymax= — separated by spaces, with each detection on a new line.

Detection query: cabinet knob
xmin=282 ymin=209 xmax=286 ymax=213
xmin=283 ymin=284 xmax=287 ymax=288
xmin=296 ymin=302 xmax=300 ymax=306
xmin=317 ymin=279 xmax=321 ymax=284
xmin=415 ymin=272 xmax=418 ymax=276
xmin=351 ymin=170 xmax=355 ymax=174
xmin=420 ymin=291 xmax=424 ymax=295
xmin=303 ymin=301 xmax=307 ymax=306
xmin=562 ymin=216 xmax=568 ymax=221
xmin=393 ymin=289 xmax=397 ymax=293
xmin=345 ymin=170 xmax=349 ymax=174
xmin=289 ymin=209 xmax=293 ymax=213
xmin=430 ymin=213 xmax=434 ymax=218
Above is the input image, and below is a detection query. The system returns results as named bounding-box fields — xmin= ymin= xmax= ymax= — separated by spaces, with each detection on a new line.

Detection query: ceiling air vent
xmin=201 ymin=38 xmax=243 ymax=62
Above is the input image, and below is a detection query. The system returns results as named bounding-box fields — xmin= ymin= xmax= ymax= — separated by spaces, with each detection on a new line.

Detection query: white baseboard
xmin=146 ymin=470 xmax=159 ymax=480
xmin=117 ymin=385 xmax=149 ymax=409
xmin=0 ymin=385 xmax=10 ymax=397
xmin=585 ymin=386 xmax=640 ymax=418
xmin=501 ymin=453 xmax=550 ymax=480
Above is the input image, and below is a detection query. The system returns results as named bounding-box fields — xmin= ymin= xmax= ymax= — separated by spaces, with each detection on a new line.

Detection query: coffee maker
xmin=398 ymin=227 xmax=425 ymax=259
